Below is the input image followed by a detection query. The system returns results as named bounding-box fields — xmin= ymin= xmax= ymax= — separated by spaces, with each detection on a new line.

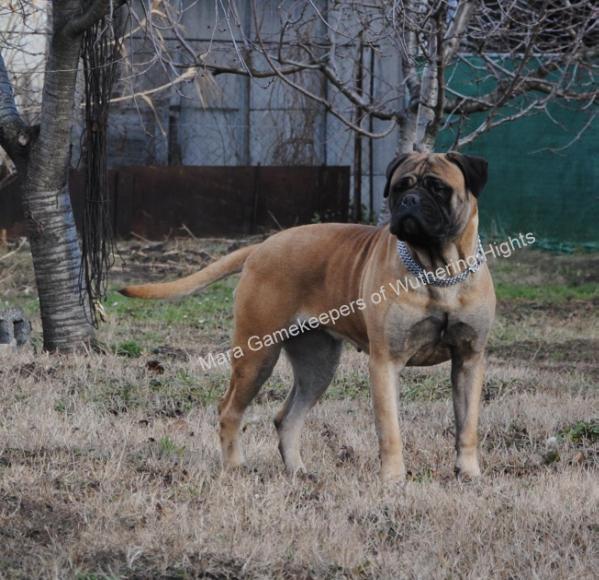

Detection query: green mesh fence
xmin=437 ymin=60 xmax=598 ymax=250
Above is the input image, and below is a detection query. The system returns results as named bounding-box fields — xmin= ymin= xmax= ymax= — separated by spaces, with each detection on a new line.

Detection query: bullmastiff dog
xmin=120 ymin=152 xmax=495 ymax=482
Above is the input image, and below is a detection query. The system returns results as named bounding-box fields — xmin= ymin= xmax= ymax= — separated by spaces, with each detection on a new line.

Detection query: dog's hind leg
xmin=275 ymin=330 xmax=342 ymax=475
xmin=218 ymin=345 xmax=280 ymax=469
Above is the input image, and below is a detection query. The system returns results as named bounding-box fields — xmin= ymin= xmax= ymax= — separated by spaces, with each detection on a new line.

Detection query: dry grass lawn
xmin=0 ymin=237 xmax=597 ymax=579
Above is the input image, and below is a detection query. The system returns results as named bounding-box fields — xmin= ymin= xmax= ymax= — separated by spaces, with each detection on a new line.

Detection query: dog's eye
xmin=393 ymin=177 xmax=415 ymax=193
xmin=424 ymin=177 xmax=451 ymax=196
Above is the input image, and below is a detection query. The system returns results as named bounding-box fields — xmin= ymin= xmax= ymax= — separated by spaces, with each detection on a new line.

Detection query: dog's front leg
xmin=451 ymin=351 xmax=485 ymax=479
xmin=368 ymin=354 xmax=406 ymax=482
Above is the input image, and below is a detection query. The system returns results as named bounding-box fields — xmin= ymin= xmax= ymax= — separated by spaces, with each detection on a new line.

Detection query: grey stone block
xmin=0 ymin=307 xmax=32 ymax=350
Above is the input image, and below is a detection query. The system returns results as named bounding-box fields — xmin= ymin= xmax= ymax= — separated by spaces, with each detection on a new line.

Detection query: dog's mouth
xmin=390 ymin=210 xmax=444 ymax=245
xmin=389 ymin=193 xmax=454 ymax=246
xmin=398 ymin=215 xmax=420 ymax=235
xmin=390 ymin=214 xmax=422 ymax=238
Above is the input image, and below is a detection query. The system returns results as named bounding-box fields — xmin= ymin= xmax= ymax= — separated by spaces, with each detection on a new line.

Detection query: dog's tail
xmin=119 ymin=244 xmax=258 ymax=299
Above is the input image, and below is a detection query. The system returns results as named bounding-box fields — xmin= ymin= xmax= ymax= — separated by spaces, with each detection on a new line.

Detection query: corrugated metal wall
xmin=104 ymin=0 xmax=401 ymax=223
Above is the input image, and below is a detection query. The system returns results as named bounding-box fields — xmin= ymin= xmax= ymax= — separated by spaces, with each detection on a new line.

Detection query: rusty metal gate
xmin=1 ymin=166 xmax=349 ymax=239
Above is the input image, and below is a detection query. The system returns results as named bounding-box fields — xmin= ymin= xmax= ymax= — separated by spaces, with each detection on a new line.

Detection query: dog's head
xmin=384 ymin=152 xmax=488 ymax=247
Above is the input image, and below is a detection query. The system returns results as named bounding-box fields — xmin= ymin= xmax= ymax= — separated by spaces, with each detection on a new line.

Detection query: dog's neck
xmin=406 ymin=208 xmax=480 ymax=275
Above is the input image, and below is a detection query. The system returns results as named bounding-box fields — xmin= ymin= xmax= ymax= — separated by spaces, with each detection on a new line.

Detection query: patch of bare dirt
xmin=111 ymin=235 xmax=267 ymax=284
xmin=0 ymin=494 xmax=83 ymax=577
xmin=496 ymin=298 xmax=599 ymax=320
xmin=488 ymin=338 xmax=599 ymax=382
xmin=488 ymin=338 xmax=599 ymax=365
xmin=74 ymin=549 xmax=350 ymax=580
xmin=494 ymin=250 xmax=599 ymax=285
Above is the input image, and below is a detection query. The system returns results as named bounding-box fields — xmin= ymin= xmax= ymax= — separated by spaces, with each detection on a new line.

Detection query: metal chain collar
xmin=396 ymin=237 xmax=486 ymax=288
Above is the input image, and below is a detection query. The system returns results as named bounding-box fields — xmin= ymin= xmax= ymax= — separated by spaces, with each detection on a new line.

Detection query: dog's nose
xmin=400 ymin=193 xmax=419 ymax=208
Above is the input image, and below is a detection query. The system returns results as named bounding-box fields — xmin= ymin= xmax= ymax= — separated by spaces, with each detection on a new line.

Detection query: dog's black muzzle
xmin=389 ymin=189 xmax=448 ymax=246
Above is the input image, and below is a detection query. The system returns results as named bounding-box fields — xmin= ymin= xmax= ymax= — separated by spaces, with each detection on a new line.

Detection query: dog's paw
xmin=454 ymin=457 xmax=481 ymax=481
xmin=380 ymin=462 xmax=407 ymax=485
xmin=221 ymin=454 xmax=245 ymax=471
xmin=296 ymin=470 xmax=318 ymax=483
xmin=285 ymin=462 xmax=313 ymax=481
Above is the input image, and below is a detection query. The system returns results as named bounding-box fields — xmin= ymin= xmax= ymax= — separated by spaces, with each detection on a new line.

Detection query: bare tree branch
xmin=249 ymin=0 xmax=397 ymax=139
xmin=444 ymin=0 xmax=478 ymax=62
xmin=64 ymin=0 xmax=125 ymax=38
xmin=531 ymin=110 xmax=597 ymax=155
xmin=7 ymin=0 xmax=596 ymax=166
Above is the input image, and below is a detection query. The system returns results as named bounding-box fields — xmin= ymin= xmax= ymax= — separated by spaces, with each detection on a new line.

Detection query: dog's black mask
xmin=388 ymin=174 xmax=458 ymax=247
xmin=383 ymin=153 xmax=488 ymax=248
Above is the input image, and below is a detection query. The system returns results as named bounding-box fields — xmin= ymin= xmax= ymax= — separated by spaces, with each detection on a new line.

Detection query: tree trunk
xmin=0 ymin=54 xmax=28 ymax=152
xmin=21 ymin=1 xmax=94 ymax=352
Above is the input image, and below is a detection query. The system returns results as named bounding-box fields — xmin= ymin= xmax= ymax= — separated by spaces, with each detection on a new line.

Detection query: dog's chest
xmin=384 ymin=301 xmax=489 ymax=365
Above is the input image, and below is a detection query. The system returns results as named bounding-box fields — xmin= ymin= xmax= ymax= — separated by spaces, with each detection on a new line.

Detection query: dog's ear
xmin=446 ymin=152 xmax=488 ymax=197
xmin=383 ymin=153 xmax=411 ymax=198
